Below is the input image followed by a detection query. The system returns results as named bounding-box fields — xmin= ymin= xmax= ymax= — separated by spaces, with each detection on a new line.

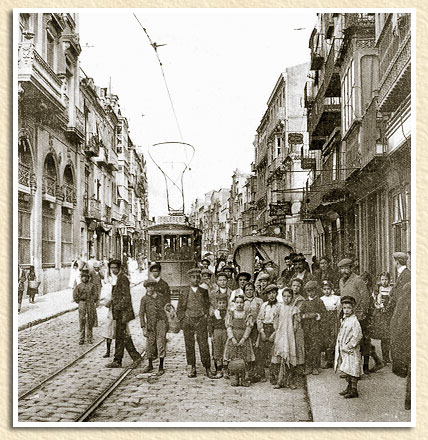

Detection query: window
xmin=332 ymin=149 xmax=337 ymax=181
xmin=46 ymin=29 xmax=55 ymax=70
xmin=18 ymin=195 xmax=31 ymax=265
xmin=42 ymin=201 xmax=56 ymax=266
xmin=61 ymin=208 xmax=73 ymax=264
xmin=341 ymin=60 xmax=356 ymax=134
xmin=150 ymin=235 xmax=162 ymax=261
xmin=391 ymin=191 xmax=409 ymax=253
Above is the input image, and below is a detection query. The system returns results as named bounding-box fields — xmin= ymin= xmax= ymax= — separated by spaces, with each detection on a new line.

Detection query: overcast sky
xmin=78 ymin=9 xmax=316 ymax=217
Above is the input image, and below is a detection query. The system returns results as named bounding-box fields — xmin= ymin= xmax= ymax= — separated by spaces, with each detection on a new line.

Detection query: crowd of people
xmin=26 ymin=248 xmax=410 ymax=409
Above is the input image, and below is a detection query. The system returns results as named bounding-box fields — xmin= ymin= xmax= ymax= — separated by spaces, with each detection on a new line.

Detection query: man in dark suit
xmin=388 ymin=251 xmax=411 ymax=314
xmin=177 ymin=268 xmax=217 ymax=379
xmin=106 ymin=259 xmax=142 ymax=368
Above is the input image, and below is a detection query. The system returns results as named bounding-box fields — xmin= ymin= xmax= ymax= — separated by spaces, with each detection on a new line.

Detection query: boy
xmin=140 ymin=279 xmax=168 ymax=375
xmin=320 ymin=280 xmax=341 ymax=368
xmin=229 ymin=272 xmax=251 ymax=305
xmin=256 ymin=284 xmax=281 ymax=384
xmin=335 ymin=296 xmax=363 ymax=398
xmin=257 ymin=273 xmax=270 ymax=302
xmin=300 ymin=280 xmax=326 ymax=375
xmin=73 ymin=268 xmax=98 ymax=345
xmin=215 ymin=271 xmax=232 ymax=303
xmin=208 ymin=292 xmax=228 ymax=378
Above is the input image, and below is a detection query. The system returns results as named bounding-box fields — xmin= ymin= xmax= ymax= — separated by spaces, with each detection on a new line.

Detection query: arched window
xmin=62 ymin=165 xmax=74 ymax=264
xmin=42 ymin=154 xmax=57 ymax=266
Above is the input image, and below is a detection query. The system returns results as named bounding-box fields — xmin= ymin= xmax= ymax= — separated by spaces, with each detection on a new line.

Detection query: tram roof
xmin=147 ymin=223 xmax=200 ymax=233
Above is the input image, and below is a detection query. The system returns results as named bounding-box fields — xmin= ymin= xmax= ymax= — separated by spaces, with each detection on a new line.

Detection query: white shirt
xmin=276 ymin=287 xmax=285 ymax=303
xmin=397 ymin=265 xmax=407 ymax=275
xmin=320 ymin=294 xmax=341 ymax=311
xmin=190 ymin=286 xmax=198 ymax=293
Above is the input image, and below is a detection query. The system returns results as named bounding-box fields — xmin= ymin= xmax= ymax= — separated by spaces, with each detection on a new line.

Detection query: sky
xmin=78 ymin=9 xmax=317 ymax=217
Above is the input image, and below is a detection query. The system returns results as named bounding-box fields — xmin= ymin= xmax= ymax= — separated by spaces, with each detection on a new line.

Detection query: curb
xmin=18 ymin=279 xmax=145 ymax=332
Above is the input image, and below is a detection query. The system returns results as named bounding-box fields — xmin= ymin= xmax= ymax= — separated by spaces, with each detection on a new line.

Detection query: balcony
xmin=304 ymin=82 xmax=314 ymax=109
xmin=18 ymin=162 xmax=32 ymax=189
xmin=94 ymin=146 xmax=109 ymax=167
xmin=324 ymin=45 xmax=341 ymax=98
xmin=84 ymin=134 xmax=101 ymax=157
xmin=84 ymin=197 xmax=101 ymax=220
xmin=107 ymin=148 xmax=119 ymax=172
xmin=111 ymin=203 xmax=121 ymax=221
xmin=63 ymin=184 xmax=76 ymax=207
xmin=103 ymin=205 xmax=112 ymax=223
xmin=343 ymin=13 xmax=375 ymax=35
xmin=66 ymin=106 xmax=85 ymax=142
xmin=310 ymin=50 xmax=324 ymax=71
xmin=42 ymin=175 xmax=57 ymax=201
xmin=308 ymin=96 xmax=341 ymax=149
xmin=378 ymin=14 xmax=411 ymax=112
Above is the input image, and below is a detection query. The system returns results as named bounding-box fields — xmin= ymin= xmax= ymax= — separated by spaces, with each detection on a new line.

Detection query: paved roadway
xmin=18 ymin=283 xmax=311 ymax=423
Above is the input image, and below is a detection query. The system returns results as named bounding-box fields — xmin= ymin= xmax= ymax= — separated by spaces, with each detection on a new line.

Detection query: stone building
xmin=302 ymin=12 xmax=411 ymax=275
xmin=17 ymin=13 xmax=149 ymax=293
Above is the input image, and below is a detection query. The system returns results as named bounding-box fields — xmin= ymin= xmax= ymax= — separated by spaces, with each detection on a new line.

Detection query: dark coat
xmin=177 ymin=286 xmax=210 ymax=323
xmin=111 ymin=273 xmax=135 ymax=323
xmin=387 ymin=267 xmax=411 ymax=315
xmin=288 ymin=270 xmax=315 ymax=294
xmin=314 ymin=268 xmax=340 ymax=292
xmin=154 ymin=278 xmax=171 ymax=310
xmin=139 ymin=294 xmax=165 ymax=331
xmin=390 ymin=281 xmax=411 ymax=377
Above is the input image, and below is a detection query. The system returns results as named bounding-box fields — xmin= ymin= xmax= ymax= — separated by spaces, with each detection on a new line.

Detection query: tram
xmin=147 ymin=215 xmax=202 ymax=298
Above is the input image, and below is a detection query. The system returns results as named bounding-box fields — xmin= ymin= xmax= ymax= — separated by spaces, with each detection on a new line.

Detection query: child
xmin=223 ymin=294 xmax=255 ymax=386
xmin=215 ymin=271 xmax=232 ymax=304
xmin=300 ymin=280 xmax=326 ymax=375
xmin=139 ymin=279 xmax=168 ymax=375
xmin=257 ymin=273 xmax=270 ymax=302
xmin=273 ymin=287 xmax=304 ymax=389
xmin=73 ymin=268 xmax=98 ymax=344
xmin=370 ymin=272 xmax=393 ymax=365
xmin=320 ymin=280 xmax=341 ymax=368
xmin=290 ymin=278 xmax=305 ymax=309
xmin=27 ymin=266 xmax=39 ymax=304
xmin=208 ymin=292 xmax=228 ymax=378
xmin=276 ymin=277 xmax=287 ymax=303
xmin=256 ymin=284 xmax=281 ymax=384
xmin=335 ymin=296 xmax=363 ymax=398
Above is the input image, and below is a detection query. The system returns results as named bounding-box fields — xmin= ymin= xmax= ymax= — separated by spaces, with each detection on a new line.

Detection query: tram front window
xmin=150 ymin=235 xmax=162 ymax=261
xmin=179 ymin=235 xmax=192 ymax=260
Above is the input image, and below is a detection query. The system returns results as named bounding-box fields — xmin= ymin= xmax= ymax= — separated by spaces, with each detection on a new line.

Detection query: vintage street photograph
xmin=14 ymin=8 xmax=414 ymax=426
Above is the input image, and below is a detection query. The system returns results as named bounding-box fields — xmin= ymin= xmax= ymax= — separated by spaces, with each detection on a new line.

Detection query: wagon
xmin=232 ymin=236 xmax=294 ymax=276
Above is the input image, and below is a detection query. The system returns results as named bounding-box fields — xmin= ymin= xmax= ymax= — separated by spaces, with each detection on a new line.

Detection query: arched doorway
xmin=42 ymin=154 xmax=57 ymax=267
xmin=61 ymin=165 xmax=75 ymax=265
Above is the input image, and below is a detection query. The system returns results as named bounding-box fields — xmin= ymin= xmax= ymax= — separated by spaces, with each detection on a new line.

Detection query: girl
xmin=290 ymin=278 xmax=305 ymax=308
xmin=370 ymin=272 xmax=392 ymax=365
xmin=320 ymin=280 xmax=341 ymax=368
xmin=27 ymin=266 xmax=39 ymax=304
xmin=273 ymin=287 xmax=304 ymax=389
xmin=223 ymin=294 xmax=255 ymax=386
xmin=100 ymin=265 xmax=115 ymax=357
xmin=69 ymin=260 xmax=80 ymax=289
xmin=276 ymin=277 xmax=287 ymax=303
xmin=208 ymin=292 xmax=228 ymax=378
xmin=335 ymin=296 xmax=363 ymax=399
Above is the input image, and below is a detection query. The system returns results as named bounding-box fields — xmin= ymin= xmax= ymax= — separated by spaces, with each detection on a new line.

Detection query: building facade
xmin=17 ymin=13 xmax=149 ymax=293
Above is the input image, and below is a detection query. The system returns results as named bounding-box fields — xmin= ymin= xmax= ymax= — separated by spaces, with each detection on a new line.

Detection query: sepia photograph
xmin=13 ymin=8 xmax=414 ymax=426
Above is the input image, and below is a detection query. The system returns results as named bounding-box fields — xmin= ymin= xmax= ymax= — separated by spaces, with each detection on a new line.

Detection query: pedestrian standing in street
xmin=208 ymin=292 xmax=228 ymax=378
xmin=337 ymin=258 xmax=379 ymax=375
xmin=177 ymin=268 xmax=217 ymax=379
xmin=27 ymin=266 xmax=39 ymax=304
xmin=223 ymin=265 xmax=237 ymax=290
xmin=273 ymin=287 xmax=302 ymax=389
xmin=90 ymin=262 xmax=103 ymax=328
xmin=275 ymin=277 xmax=287 ymax=303
xmin=215 ymin=271 xmax=232 ymax=303
xmin=335 ymin=296 xmax=363 ymax=399
xmin=229 ymin=272 xmax=251 ymax=306
xmin=311 ymin=256 xmax=320 ymax=273
xmin=18 ymin=265 xmax=27 ymax=313
xmin=280 ymin=256 xmax=294 ymax=286
xmin=140 ymin=279 xmax=168 ymax=375
xmin=200 ymin=268 xmax=217 ymax=313
xmin=290 ymin=255 xmax=315 ymax=292
xmin=73 ymin=268 xmax=98 ymax=345
xmin=148 ymin=262 xmax=171 ymax=308
xmin=223 ymin=294 xmax=255 ymax=387
xmin=300 ymin=280 xmax=326 ymax=375
xmin=256 ymin=284 xmax=281 ymax=384
xmin=69 ymin=260 xmax=80 ymax=289
xmin=369 ymin=272 xmax=393 ymax=366
xmin=106 ymin=259 xmax=142 ymax=368
xmin=320 ymin=280 xmax=341 ymax=368
xmin=256 ymin=273 xmax=270 ymax=302
xmin=290 ymin=278 xmax=305 ymax=308
xmin=100 ymin=272 xmax=115 ymax=358
xmin=313 ymin=256 xmax=340 ymax=293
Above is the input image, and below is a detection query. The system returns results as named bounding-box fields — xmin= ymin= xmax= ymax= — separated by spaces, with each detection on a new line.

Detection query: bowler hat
xmin=341 ymin=295 xmax=356 ymax=306
xmin=337 ymin=258 xmax=353 ymax=268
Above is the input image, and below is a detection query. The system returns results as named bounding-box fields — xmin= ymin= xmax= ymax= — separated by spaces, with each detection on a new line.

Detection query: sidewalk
xmin=18 ymin=270 xmax=147 ymax=331
xmin=306 ymin=343 xmax=411 ymax=422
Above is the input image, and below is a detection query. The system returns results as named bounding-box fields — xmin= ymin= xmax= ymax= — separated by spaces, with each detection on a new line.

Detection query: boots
xmin=158 ymin=357 xmax=165 ymax=375
xmin=103 ymin=339 xmax=112 ymax=358
xmin=142 ymin=358 xmax=154 ymax=373
xmin=369 ymin=347 xmax=384 ymax=373
xmin=339 ymin=376 xmax=352 ymax=395
xmin=344 ymin=377 xmax=359 ymax=398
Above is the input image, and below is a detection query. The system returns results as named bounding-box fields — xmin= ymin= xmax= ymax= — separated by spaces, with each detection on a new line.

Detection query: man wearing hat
xmin=148 ymin=262 xmax=171 ymax=312
xmin=229 ymin=272 xmax=251 ymax=306
xmin=280 ymin=255 xmax=294 ymax=286
xmin=337 ymin=258 xmax=372 ymax=374
xmin=290 ymin=255 xmax=315 ymax=293
xmin=387 ymin=252 xmax=411 ymax=316
xmin=73 ymin=268 xmax=99 ymax=345
xmin=177 ymin=268 xmax=217 ymax=379
xmin=106 ymin=259 xmax=142 ymax=368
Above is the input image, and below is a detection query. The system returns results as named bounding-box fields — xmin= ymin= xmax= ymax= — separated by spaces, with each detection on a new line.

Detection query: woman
xmin=27 ymin=266 xmax=39 ymax=304
xmin=69 ymin=260 xmax=81 ymax=289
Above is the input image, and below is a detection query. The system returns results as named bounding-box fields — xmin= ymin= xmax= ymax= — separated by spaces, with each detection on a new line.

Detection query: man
xmin=177 ymin=268 xmax=217 ymax=379
xmin=280 ymin=255 xmax=294 ymax=285
xmin=387 ymin=251 xmax=411 ymax=315
xmin=106 ymin=259 xmax=142 ymax=368
xmin=290 ymin=255 xmax=314 ymax=290
xmin=229 ymin=272 xmax=251 ymax=305
xmin=337 ymin=258 xmax=380 ymax=374
xmin=200 ymin=268 xmax=217 ymax=312
xmin=148 ymin=262 xmax=171 ymax=309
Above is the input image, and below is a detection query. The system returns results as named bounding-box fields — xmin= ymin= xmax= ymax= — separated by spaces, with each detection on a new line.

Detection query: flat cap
xmin=143 ymin=279 xmax=158 ymax=287
xmin=237 ymin=272 xmax=251 ymax=281
xmin=201 ymin=268 xmax=214 ymax=277
xmin=304 ymin=280 xmax=319 ymax=291
xmin=187 ymin=267 xmax=201 ymax=276
xmin=149 ymin=262 xmax=161 ymax=271
xmin=216 ymin=271 xmax=228 ymax=278
xmin=337 ymin=258 xmax=353 ymax=268
xmin=392 ymin=252 xmax=408 ymax=261
xmin=341 ymin=295 xmax=356 ymax=306
xmin=258 ymin=273 xmax=270 ymax=281
xmin=265 ymin=284 xmax=279 ymax=293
